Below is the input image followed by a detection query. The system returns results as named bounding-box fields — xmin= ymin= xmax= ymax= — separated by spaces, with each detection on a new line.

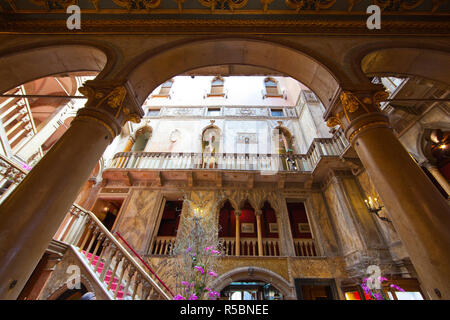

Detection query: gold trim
xmin=348 ymin=121 xmax=389 ymax=143
xmin=112 ymin=0 xmax=161 ymax=10
xmin=326 ymin=117 xmax=341 ymax=128
xmin=73 ymin=115 xmax=116 ymax=139
xmin=340 ymin=91 xmax=360 ymax=113
xmin=3 ymin=19 xmax=449 ymax=36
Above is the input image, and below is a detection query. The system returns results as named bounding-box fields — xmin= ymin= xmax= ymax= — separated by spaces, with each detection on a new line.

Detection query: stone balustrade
xmin=107 ymin=129 xmax=349 ymax=173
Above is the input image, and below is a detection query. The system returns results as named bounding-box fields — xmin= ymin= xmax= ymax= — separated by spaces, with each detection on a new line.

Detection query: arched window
xmin=264 ymin=77 xmax=282 ymax=97
xmin=131 ymin=127 xmax=152 ymax=152
xmin=202 ymin=126 xmax=221 ymax=168
xmin=202 ymin=126 xmax=221 ymax=154
xmin=274 ymin=127 xmax=297 ymax=171
xmin=275 ymin=127 xmax=294 ymax=155
xmin=207 ymin=76 xmax=225 ymax=97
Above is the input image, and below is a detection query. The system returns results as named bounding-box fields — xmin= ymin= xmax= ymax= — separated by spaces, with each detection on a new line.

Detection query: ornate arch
xmin=210 ymin=266 xmax=296 ymax=300
xmin=124 ymin=38 xmax=341 ymax=109
xmin=272 ymin=125 xmax=295 ymax=154
xmin=0 ymin=42 xmax=113 ymax=95
xmin=45 ymin=275 xmax=96 ymax=300
xmin=361 ymin=47 xmax=450 ymax=87
xmin=133 ymin=125 xmax=153 ymax=140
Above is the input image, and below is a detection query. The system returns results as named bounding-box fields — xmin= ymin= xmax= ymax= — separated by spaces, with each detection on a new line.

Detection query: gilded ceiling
xmin=1 ymin=0 xmax=449 ymax=14
xmin=1 ymin=0 xmax=449 ymax=34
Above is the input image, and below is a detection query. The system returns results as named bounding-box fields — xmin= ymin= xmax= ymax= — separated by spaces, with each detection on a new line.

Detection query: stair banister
xmin=115 ymin=231 xmax=175 ymax=297
xmin=71 ymin=203 xmax=172 ymax=300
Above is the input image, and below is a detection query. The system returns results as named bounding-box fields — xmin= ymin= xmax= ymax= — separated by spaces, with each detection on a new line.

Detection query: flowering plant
xmin=361 ymin=276 xmax=405 ymax=300
xmin=172 ymin=204 xmax=223 ymax=300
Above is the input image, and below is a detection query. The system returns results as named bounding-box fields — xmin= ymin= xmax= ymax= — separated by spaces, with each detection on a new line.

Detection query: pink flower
xmin=21 ymin=164 xmax=32 ymax=171
xmin=188 ymin=294 xmax=198 ymax=300
xmin=390 ymin=284 xmax=405 ymax=292
xmin=204 ymin=246 xmax=214 ymax=252
xmin=194 ymin=266 xmax=204 ymax=274
xmin=208 ymin=291 xmax=220 ymax=298
xmin=211 ymin=250 xmax=220 ymax=255
xmin=373 ymin=293 xmax=383 ymax=300
xmin=174 ymin=294 xmax=185 ymax=300
xmin=208 ymin=271 xmax=218 ymax=277
xmin=181 ymin=281 xmax=190 ymax=286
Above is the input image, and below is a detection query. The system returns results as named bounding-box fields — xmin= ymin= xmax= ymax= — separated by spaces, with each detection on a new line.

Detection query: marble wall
xmin=305 ymin=192 xmax=340 ymax=257
xmin=113 ymin=189 xmax=162 ymax=254
xmin=323 ymin=177 xmax=365 ymax=257
xmin=357 ymin=169 xmax=410 ymax=261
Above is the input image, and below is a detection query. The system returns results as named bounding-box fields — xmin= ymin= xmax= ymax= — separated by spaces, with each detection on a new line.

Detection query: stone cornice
xmin=1 ymin=18 xmax=450 ymax=35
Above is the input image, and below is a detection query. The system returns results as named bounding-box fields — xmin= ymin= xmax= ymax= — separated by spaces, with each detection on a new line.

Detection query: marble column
xmin=327 ymin=88 xmax=450 ymax=300
xmin=0 ymin=80 xmax=143 ymax=299
xmin=255 ymin=209 xmax=263 ymax=256
xmin=424 ymin=162 xmax=450 ymax=198
xmin=235 ymin=210 xmax=241 ymax=256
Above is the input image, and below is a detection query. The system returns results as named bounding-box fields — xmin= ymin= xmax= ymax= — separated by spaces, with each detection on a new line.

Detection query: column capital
xmin=326 ymin=87 xmax=391 ymax=145
xmin=73 ymin=79 xmax=144 ymax=141
xmin=234 ymin=209 xmax=241 ymax=217
xmin=254 ymin=209 xmax=263 ymax=217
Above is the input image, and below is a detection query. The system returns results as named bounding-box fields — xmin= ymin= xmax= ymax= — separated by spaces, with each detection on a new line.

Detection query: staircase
xmin=54 ymin=204 xmax=172 ymax=300
xmin=0 ymin=156 xmax=172 ymax=300
xmin=80 ymin=251 xmax=129 ymax=299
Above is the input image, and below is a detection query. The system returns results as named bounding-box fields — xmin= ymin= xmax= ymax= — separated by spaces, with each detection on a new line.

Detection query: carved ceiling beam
xmin=216 ymin=172 xmax=222 ymax=188
xmin=187 ymin=171 xmax=194 ymax=187
xmin=125 ymin=171 xmax=134 ymax=186
xmin=277 ymin=173 xmax=286 ymax=189
xmin=247 ymin=173 xmax=254 ymax=189
xmin=155 ymin=171 xmax=163 ymax=187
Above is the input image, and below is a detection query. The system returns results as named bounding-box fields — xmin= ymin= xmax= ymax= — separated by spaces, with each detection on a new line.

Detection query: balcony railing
xmin=54 ymin=204 xmax=172 ymax=300
xmin=107 ymin=129 xmax=349 ymax=173
xmin=150 ymin=236 xmax=319 ymax=258
xmin=150 ymin=236 xmax=176 ymax=255
xmin=293 ymin=238 xmax=317 ymax=257
xmin=220 ymin=237 xmax=281 ymax=257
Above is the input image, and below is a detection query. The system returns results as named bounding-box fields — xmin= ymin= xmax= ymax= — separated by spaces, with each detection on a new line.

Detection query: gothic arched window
xmin=202 ymin=126 xmax=221 ymax=168
xmin=131 ymin=127 xmax=152 ymax=152
xmin=207 ymin=76 xmax=225 ymax=97
xmin=264 ymin=77 xmax=281 ymax=97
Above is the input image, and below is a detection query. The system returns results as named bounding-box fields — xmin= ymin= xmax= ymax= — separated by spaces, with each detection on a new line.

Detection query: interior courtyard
xmin=0 ymin=0 xmax=449 ymax=301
